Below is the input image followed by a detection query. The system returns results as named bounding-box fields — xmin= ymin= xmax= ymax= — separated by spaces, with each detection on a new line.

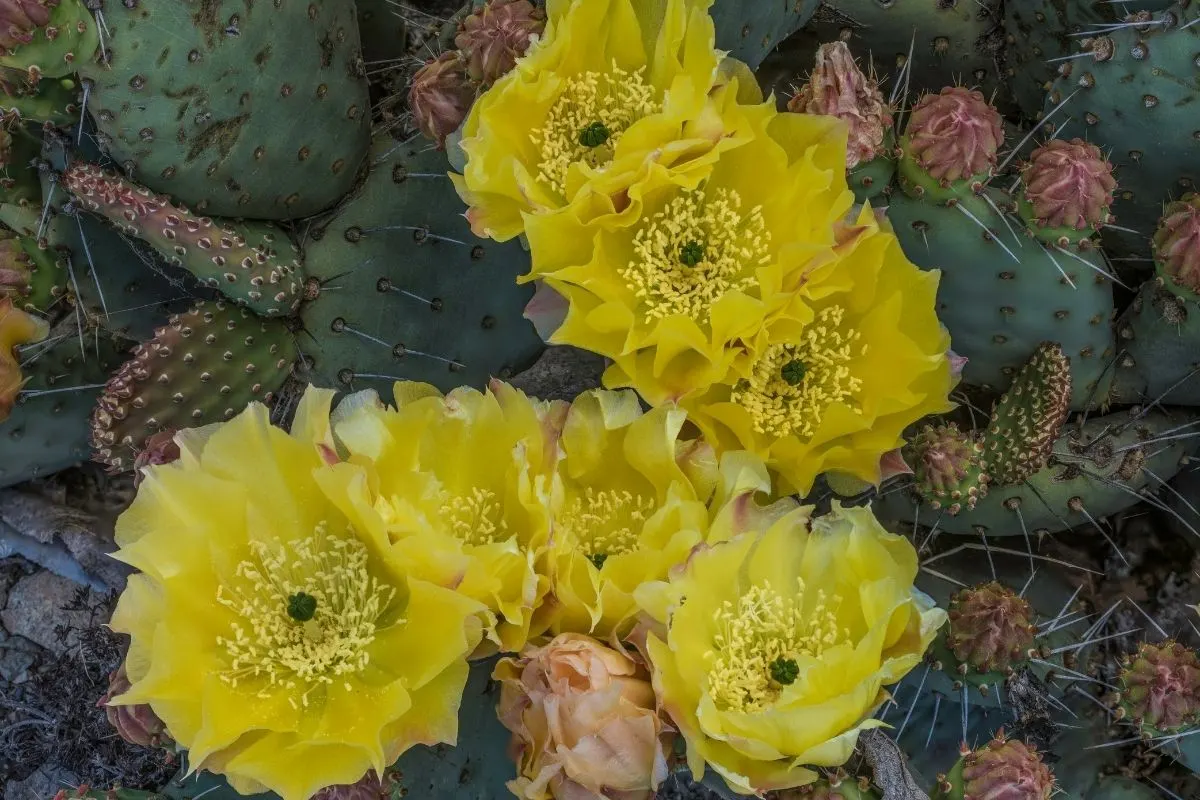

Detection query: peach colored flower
xmin=495 ymin=633 xmax=671 ymax=800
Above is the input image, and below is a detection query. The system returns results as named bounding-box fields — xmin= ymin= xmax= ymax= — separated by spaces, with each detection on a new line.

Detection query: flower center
xmin=731 ymin=306 xmax=866 ymax=440
xmin=556 ymin=487 xmax=656 ymax=563
xmin=215 ymin=522 xmax=399 ymax=703
xmin=705 ymin=580 xmax=848 ymax=713
xmin=621 ymin=187 xmax=770 ymax=323
xmin=439 ymin=487 xmax=509 ymax=547
xmin=532 ymin=64 xmax=660 ymax=197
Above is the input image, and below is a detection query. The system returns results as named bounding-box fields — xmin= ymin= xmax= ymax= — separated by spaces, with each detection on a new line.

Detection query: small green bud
xmin=287 ymin=592 xmax=318 ymax=622
xmin=780 ymin=359 xmax=807 ymax=386
xmin=578 ymin=121 xmax=611 ymax=148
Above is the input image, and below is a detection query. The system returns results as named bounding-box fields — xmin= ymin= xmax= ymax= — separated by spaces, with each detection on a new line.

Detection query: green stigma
xmin=287 ymin=591 xmax=318 ymax=622
xmin=679 ymin=240 xmax=706 ymax=267
xmin=589 ymin=552 xmax=609 ymax=570
xmin=780 ymin=359 xmax=807 ymax=386
xmin=578 ymin=121 xmax=611 ymax=148
xmin=769 ymin=656 xmax=799 ymax=686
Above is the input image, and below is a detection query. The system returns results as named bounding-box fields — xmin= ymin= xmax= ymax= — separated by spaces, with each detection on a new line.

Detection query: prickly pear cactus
xmin=77 ymin=0 xmax=371 ymax=219
xmin=1040 ymin=2 xmax=1200 ymax=260
xmin=709 ymin=0 xmax=822 ymax=70
xmin=0 ymin=0 xmax=99 ymax=81
xmin=299 ymin=138 xmax=544 ymax=394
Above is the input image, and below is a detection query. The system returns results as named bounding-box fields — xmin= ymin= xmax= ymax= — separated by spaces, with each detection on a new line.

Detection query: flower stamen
xmin=732 ymin=306 xmax=866 ymax=440
xmin=532 ymin=64 xmax=659 ymax=196
xmin=215 ymin=522 xmax=399 ymax=702
xmin=622 ymin=188 xmax=770 ymax=323
xmin=557 ymin=487 xmax=655 ymax=563
xmin=440 ymin=486 xmax=509 ymax=547
xmin=705 ymin=580 xmax=849 ymax=712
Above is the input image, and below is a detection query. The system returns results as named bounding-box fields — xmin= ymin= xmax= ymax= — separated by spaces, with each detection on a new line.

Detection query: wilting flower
xmin=635 ymin=502 xmax=945 ymax=795
xmin=107 ymin=390 xmax=487 ymax=800
xmin=787 ymin=41 xmax=893 ymax=170
xmin=495 ymin=633 xmax=671 ymax=800
xmin=455 ymin=0 xmax=546 ymax=85
xmin=0 ymin=295 xmax=47 ymax=421
xmin=535 ymin=389 xmax=718 ymax=639
xmin=409 ymin=52 xmax=476 ymax=148
xmin=681 ymin=207 xmax=954 ymax=494
xmin=326 ymin=380 xmax=562 ymax=654
xmin=100 ymin=661 xmax=169 ymax=749
xmin=451 ymin=0 xmax=756 ymax=242
xmin=524 ymin=102 xmax=853 ymax=405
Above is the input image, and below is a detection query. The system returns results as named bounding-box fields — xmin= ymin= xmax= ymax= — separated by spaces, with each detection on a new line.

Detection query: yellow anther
xmin=732 ymin=306 xmax=866 ymax=440
xmin=215 ymin=521 xmax=399 ymax=690
xmin=439 ymin=486 xmax=509 ymax=547
xmin=532 ymin=63 xmax=660 ymax=197
xmin=704 ymin=580 xmax=848 ymax=713
xmin=556 ymin=487 xmax=655 ymax=559
xmin=622 ymin=187 xmax=770 ymax=323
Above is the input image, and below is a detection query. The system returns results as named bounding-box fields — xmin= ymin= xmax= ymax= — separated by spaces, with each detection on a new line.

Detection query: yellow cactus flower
xmin=327 ymin=380 xmax=564 ymax=654
xmin=0 ymin=296 xmax=48 ymax=422
xmin=682 ymin=207 xmax=955 ymax=494
xmin=107 ymin=389 xmax=488 ymax=800
xmin=635 ymin=502 xmax=945 ymax=795
xmin=534 ymin=388 xmax=719 ymax=639
xmin=451 ymin=0 xmax=764 ymax=242
xmin=524 ymin=106 xmax=854 ymax=406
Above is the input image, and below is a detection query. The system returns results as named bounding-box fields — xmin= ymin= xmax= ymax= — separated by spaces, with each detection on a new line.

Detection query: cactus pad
xmin=63 ymin=162 xmax=304 ymax=317
xmin=898 ymin=87 xmax=1004 ymax=203
xmin=91 ymin=299 xmax=297 ymax=470
xmin=1017 ymin=139 xmax=1116 ymax=249
xmin=300 ymin=137 xmax=544 ymax=395
xmin=905 ymin=423 xmax=989 ymax=515
xmin=77 ymin=0 xmax=370 ymax=220
xmin=1118 ymin=641 xmax=1200 ymax=736
xmin=886 ymin=190 xmax=1116 ymax=409
xmin=0 ymin=0 xmax=99 ymax=80
xmin=982 ymin=342 xmax=1072 ymax=486
xmin=709 ymin=0 xmax=821 ymax=71
xmin=947 ymin=582 xmax=1036 ymax=674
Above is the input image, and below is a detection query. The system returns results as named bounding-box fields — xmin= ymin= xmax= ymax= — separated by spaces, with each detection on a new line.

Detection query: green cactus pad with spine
xmin=0 ymin=68 xmax=79 ymax=125
xmin=91 ymin=299 xmax=297 ymax=470
xmin=300 ymin=138 xmax=544 ymax=395
xmin=982 ymin=341 xmax=1072 ymax=486
xmin=1110 ymin=279 xmax=1200 ymax=406
xmin=887 ymin=189 xmax=1116 ymax=410
xmin=77 ymin=0 xmax=370 ymax=220
xmin=875 ymin=409 xmax=1198 ymax=535
xmin=905 ymin=422 xmax=989 ymax=514
xmin=1040 ymin=3 xmax=1200 ymax=260
xmin=709 ymin=0 xmax=821 ymax=71
xmin=1001 ymin=0 xmax=1109 ymax=118
xmin=0 ymin=325 xmax=126 ymax=487
xmin=63 ymin=162 xmax=304 ymax=317
xmin=0 ymin=0 xmax=99 ymax=80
